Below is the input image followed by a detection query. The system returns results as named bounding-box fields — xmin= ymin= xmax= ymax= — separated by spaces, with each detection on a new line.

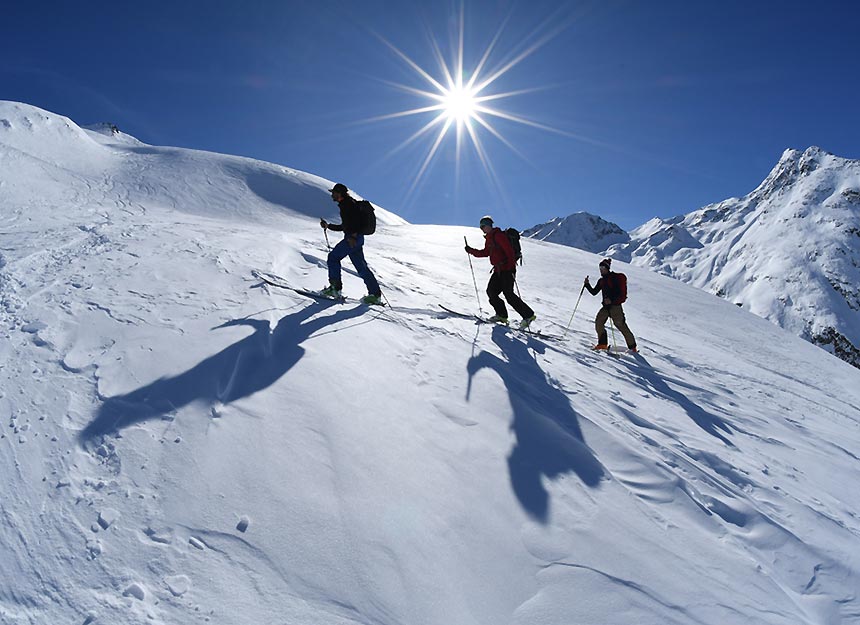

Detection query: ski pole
xmin=562 ymin=282 xmax=586 ymax=338
xmin=609 ymin=316 xmax=618 ymax=352
xmin=464 ymin=236 xmax=484 ymax=316
xmin=323 ymin=228 xmax=331 ymax=252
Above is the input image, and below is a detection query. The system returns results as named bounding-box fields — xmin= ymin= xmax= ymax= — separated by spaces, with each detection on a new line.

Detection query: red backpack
xmin=610 ymin=272 xmax=627 ymax=304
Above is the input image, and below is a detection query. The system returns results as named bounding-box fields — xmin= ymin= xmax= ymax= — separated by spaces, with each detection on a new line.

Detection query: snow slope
xmin=605 ymin=147 xmax=860 ymax=368
xmin=2 ymin=102 xmax=860 ymax=625
xmin=521 ymin=212 xmax=629 ymax=253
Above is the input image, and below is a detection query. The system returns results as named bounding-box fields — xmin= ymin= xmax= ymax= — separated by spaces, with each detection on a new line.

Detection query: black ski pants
xmin=487 ymin=270 xmax=534 ymax=320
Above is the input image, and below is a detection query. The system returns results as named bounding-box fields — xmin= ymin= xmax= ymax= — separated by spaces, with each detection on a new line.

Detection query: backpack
xmin=357 ymin=200 xmax=376 ymax=235
xmin=504 ymin=228 xmax=522 ymax=265
xmin=610 ymin=272 xmax=628 ymax=304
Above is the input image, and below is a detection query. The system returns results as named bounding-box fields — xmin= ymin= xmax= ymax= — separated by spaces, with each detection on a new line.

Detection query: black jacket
xmin=586 ymin=272 xmax=623 ymax=305
xmin=327 ymin=197 xmax=362 ymax=237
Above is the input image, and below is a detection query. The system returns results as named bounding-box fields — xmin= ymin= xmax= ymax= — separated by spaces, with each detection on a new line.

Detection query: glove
xmin=583 ymin=276 xmax=590 ymax=286
xmin=320 ymin=219 xmax=328 ymax=229
xmin=464 ymin=245 xmax=473 ymax=253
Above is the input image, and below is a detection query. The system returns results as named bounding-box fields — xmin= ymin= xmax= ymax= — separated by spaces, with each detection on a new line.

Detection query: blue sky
xmin=3 ymin=0 xmax=859 ymax=231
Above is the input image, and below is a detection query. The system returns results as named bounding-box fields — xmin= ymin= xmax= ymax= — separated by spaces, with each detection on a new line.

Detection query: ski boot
xmin=320 ymin=284 xmax=342 ymax=299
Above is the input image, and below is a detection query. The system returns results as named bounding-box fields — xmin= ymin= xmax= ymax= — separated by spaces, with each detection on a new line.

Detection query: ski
xmin=252 ymin=270 xmax=346 ymax=303
xmin=438 ymin=305 xmax=563 ymax=341
xmin=252 ymin=270 xmax=389 ymax=306
xmin=293 ymin=288 xmax=347 ymax=303
xmin=591 ymin=345 xmax=639 ymax=357
xmin=438 ymin=305 xmax=478 ymax=319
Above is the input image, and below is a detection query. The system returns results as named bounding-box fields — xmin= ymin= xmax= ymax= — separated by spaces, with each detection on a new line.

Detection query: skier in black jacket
xmin=319 ymin=183 xmax=382 ymax=304
xmin=584 ymin=258 xmax=637 ymax=352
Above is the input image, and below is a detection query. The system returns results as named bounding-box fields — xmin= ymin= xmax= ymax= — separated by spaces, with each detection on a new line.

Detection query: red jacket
xmin=469 ymin=227 xmax=516 ymax=272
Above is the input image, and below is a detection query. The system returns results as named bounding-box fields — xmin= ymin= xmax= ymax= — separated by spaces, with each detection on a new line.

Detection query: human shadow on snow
xmin=621 ymin=354 xmax=736 ymax=446
xmin=80 ymin=303 xmax=366 ymax=442
xmin=467 ymin=326 xmax=604 ymax=523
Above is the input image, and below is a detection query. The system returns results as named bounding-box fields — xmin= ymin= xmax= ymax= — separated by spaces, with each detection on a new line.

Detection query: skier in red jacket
xmin=465 ymin=216 xmax=536 ymax=329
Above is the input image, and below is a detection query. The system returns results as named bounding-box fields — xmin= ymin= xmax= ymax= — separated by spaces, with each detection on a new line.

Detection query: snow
xmin=2 ymin=101 xmax=860 ymax=625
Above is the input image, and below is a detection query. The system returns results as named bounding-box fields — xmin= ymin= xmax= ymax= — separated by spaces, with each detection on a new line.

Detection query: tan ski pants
xmin=595 ymin=305 xmax=636 ymax=348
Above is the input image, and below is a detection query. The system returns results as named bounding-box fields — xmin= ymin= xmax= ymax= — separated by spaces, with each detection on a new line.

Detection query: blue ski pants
xmin=327 ymin=235 xmax=381 ymax=295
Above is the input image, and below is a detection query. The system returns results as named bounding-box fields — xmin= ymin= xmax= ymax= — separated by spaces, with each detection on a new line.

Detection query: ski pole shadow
xmin=80 ymin=303 xmax=366 ymax=442
xmin=467 ymin=325 xmax=604 ymax=523
xmin=624 ymin=354 xmax=735 ymax=446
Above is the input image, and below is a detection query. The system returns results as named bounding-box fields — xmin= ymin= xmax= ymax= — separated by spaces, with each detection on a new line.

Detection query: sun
xmin=441 ymin=82 xmax=479 ymax=124
xmin=364 ymin=6 xmax=574 ymax=196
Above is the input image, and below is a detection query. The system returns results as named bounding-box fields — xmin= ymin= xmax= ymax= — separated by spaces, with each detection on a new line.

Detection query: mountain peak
xmin=753 ymin=145 xmax=845 ymax=199
xmin=522 ymin=211 xmax=629 ymax=253
xmin=776 ymin=145 xmax=831 ymax=165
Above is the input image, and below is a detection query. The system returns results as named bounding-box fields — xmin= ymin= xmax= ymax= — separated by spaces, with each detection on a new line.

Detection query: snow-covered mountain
xmin=606 ymin=147 xmax=860 ymax=369
xmin=521 ymin=212 xmax=629 ymax=253
xmin=3 ymin=102 xmax=860 ymax=625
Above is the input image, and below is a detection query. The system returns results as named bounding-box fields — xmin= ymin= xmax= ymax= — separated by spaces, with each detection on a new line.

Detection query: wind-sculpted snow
xmin=467 ymin=326 xmax=605 ymax=521
xmin=2 ymin=103 xmax=860 ymax=625
xmin=81 ymin=305 xmax=370 ymax=441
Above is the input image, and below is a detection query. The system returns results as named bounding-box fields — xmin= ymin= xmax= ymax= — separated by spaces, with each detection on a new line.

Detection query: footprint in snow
xmin=437 ymin=406 xmax=478 ymax=427
xmin=97 ymin=508 xmax=120 ymax=530
xmin=189 ymin=536 xmax=206 ymax=550
xmin=144 ymin=527 xmax=172 ymax=544
xmin=122 ymin=582 xmax=146 ymax=601
xmin=165 ymin=575 xmax=190 ymax=597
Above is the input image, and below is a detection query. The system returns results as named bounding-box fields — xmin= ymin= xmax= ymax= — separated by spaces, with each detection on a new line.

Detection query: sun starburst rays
xmin=364 ymin=9 xmax=574 ymax=200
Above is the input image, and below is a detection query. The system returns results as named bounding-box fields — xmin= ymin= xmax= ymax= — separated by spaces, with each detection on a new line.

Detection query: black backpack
xmin=505 ymin=228 xmax=522 ymax=264
xmin=357 ymin=200 xmax=376 ymax=235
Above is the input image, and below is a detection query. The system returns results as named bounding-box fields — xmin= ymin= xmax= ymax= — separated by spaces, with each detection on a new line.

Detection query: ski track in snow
xmin=2 ymin=102 xmax=860 ymax=625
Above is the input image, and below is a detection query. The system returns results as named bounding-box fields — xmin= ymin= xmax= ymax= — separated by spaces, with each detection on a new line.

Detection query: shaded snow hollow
xmin=2 ymin=102 xmax=860 ymax=625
